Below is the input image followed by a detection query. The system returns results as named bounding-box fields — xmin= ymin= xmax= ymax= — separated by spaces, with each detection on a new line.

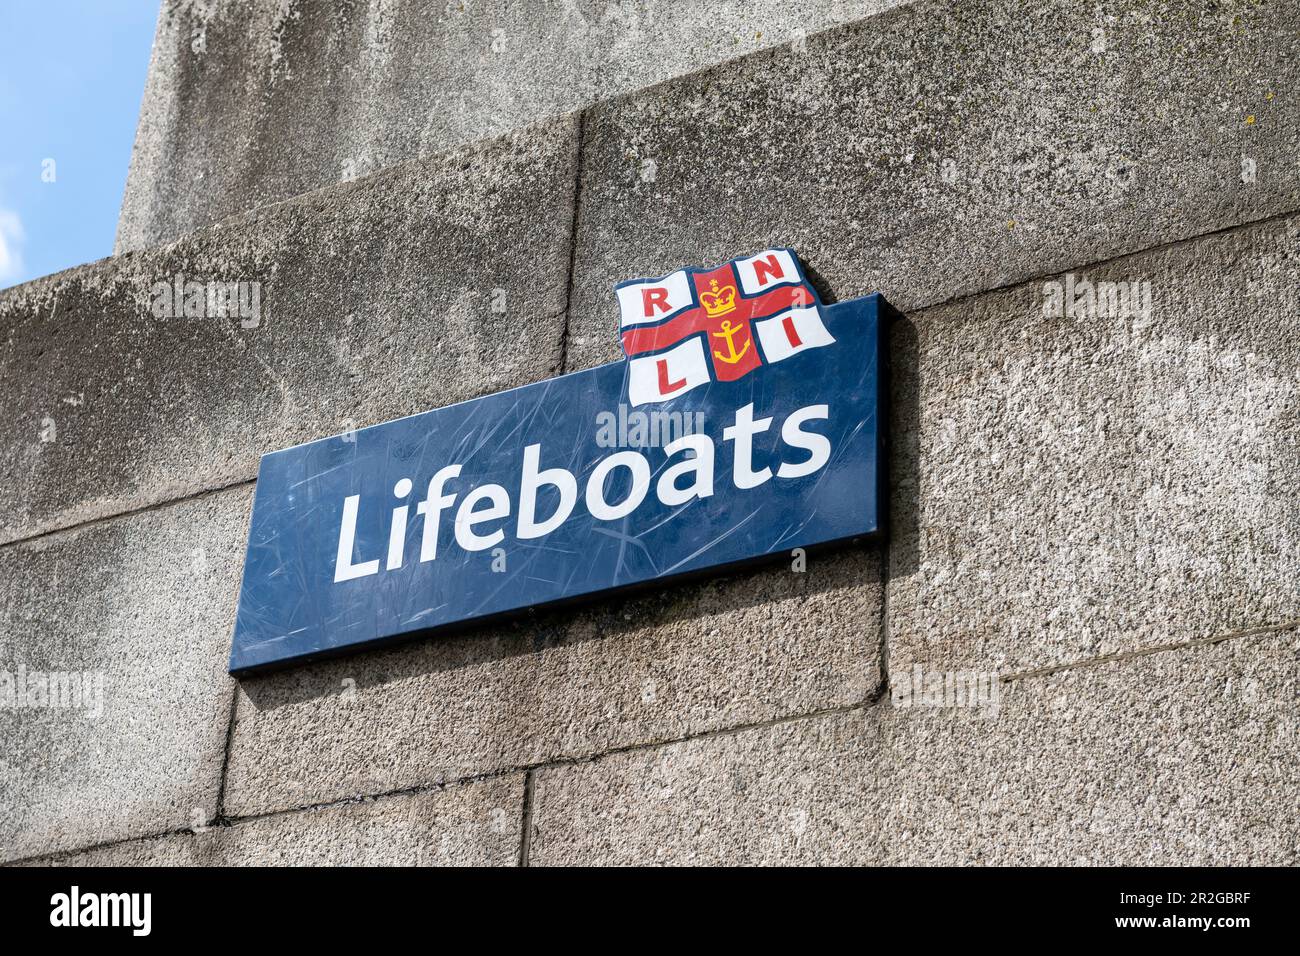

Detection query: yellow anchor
xmin=712 ymin=319 xmax=751 ymax=364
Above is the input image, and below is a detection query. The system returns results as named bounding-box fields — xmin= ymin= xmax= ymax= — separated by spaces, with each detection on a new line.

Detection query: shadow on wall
xmin=805 ymin=255 xmax=921 ymax=582
xmin=235 ymin=542 xmax=878 ymax=712
xmin=887 ymin=314 xmax=921 ymax=583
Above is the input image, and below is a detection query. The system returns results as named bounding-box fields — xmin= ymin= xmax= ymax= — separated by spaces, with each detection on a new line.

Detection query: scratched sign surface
xmin=229 ymin=250 xmax=888 ymax=674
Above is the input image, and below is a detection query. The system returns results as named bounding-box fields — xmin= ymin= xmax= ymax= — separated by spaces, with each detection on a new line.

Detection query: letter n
xmin=753 ymin=254 xmax=785 ymax=287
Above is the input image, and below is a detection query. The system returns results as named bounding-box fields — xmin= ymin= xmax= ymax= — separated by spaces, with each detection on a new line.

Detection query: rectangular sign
xmin=229 ymin=255 xmax=889 ymax=674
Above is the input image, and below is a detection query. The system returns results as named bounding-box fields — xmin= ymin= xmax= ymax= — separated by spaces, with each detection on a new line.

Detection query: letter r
xmin=642 ymin=287 xmax=670 ymax=316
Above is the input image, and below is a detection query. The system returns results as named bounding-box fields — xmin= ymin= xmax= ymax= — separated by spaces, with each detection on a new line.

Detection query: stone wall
xmin=2 ymin=0 xmax=1296 ymax=865
xmin=115 ymin=0 xmax=912 ymax=252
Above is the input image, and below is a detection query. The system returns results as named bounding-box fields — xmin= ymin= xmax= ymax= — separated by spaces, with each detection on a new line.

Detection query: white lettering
xmin=455 ymin=484 xmax=510 ymax=551
xmin=50 ymin=887 xmax=151 ymax=937
xmin=387 ymin=477 xmax=413 ymax=570
xmin=333 ymin=400 xmax=839 ymax=578
xmin=586 ymin=451 xmax=651 ymax=520
xmin=656 ymin=433 xmax=715 ymax=506
xmin=723 ymin=402 xmax=773 ymax=490
xmin=517 ymin=444 xmax=577 ymax=539
xmin=334 ymin=495 xmax=380 ymax=582
xmin=416 ymin=465 xmax=461 ymax=561
xmin=777 ymin=404 xmax=831 ymax=478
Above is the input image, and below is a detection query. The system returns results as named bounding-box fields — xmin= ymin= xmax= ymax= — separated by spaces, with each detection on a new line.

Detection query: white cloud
xmin=0 ymin=207 xmax=25 ymax=284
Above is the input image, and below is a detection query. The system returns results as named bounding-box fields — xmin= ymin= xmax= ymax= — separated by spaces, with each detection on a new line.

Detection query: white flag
xmin=753 ymin=306 xmax=835 ymax=363
xmin=627 ymin=336 xmax=711 ymax=406
xmin=733 ymin=249 xmax=801 ymax=295
xmin=616 ymin=270 xmax=694 ymax=329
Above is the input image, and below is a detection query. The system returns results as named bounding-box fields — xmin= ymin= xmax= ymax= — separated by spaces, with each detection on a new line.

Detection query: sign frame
xmin=228 ymin=269 xmax=892 ymax=676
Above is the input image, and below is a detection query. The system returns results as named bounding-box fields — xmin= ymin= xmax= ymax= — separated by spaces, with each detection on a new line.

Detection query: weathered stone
xmin=3 ymin=0 xmax=1296 ymax=871
xmin=0 ymin=487 xmax=250 ymax=863
xmin=0 ymin=119 xmax=577 ymax=545
xmin=223 ymin=547 xmax=881 ymax=817
xmin=888 ymin=214 xmax=1300 ymax=675
xmin=565 ymin=0 xmax=1300 ymax=370
xmin=25 ymin=776 xmax=522 ymax=866
xmin=117 ymin=0 xmax=914 ymax=250
xmin=528 ymin=629 xmax=1297 ymax=865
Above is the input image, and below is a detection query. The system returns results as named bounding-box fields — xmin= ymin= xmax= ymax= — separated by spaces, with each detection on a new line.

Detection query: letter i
xmin=782 ymin=315 xmax=803 ymax=348
xmin=388 ymin=479 xmax=413 ymax=570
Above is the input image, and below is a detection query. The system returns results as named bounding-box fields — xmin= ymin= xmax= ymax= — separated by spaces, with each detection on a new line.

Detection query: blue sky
xmin=0 ymin=2 xmax=159 ymax=289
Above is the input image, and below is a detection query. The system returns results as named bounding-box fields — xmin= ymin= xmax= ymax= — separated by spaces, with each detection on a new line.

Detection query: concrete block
xmin=0 ymin=486 xmax=251 ymax=863
xmin=26 ymin=776 xmax=522 ymax=866
xmin=528 ymin=629 xmax=1297 ymax=865
xmin=888 ymin=214 xmax=1300 ymax=675
xmin=565 ymin=0 xmax=1300 ymax=370
xmin=116 ymin=0 xmax=912 ymax=250
xmin=223 ymin=546 xmax=881 ymax=817
xmin=0 ymin=119 xmax=577 ymax=545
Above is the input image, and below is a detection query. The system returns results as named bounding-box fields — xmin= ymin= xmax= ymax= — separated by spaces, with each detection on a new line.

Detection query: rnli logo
xmin=615 ymin=248 xmax=836 ymax=406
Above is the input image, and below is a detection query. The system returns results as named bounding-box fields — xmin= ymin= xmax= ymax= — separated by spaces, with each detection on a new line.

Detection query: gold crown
xmin=701 ymin=279 xmax=737 ymax=317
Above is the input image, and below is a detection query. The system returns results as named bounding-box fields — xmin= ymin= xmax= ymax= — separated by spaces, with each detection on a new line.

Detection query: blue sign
xmin=229 ymin=250 xmax=889 ymax=674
